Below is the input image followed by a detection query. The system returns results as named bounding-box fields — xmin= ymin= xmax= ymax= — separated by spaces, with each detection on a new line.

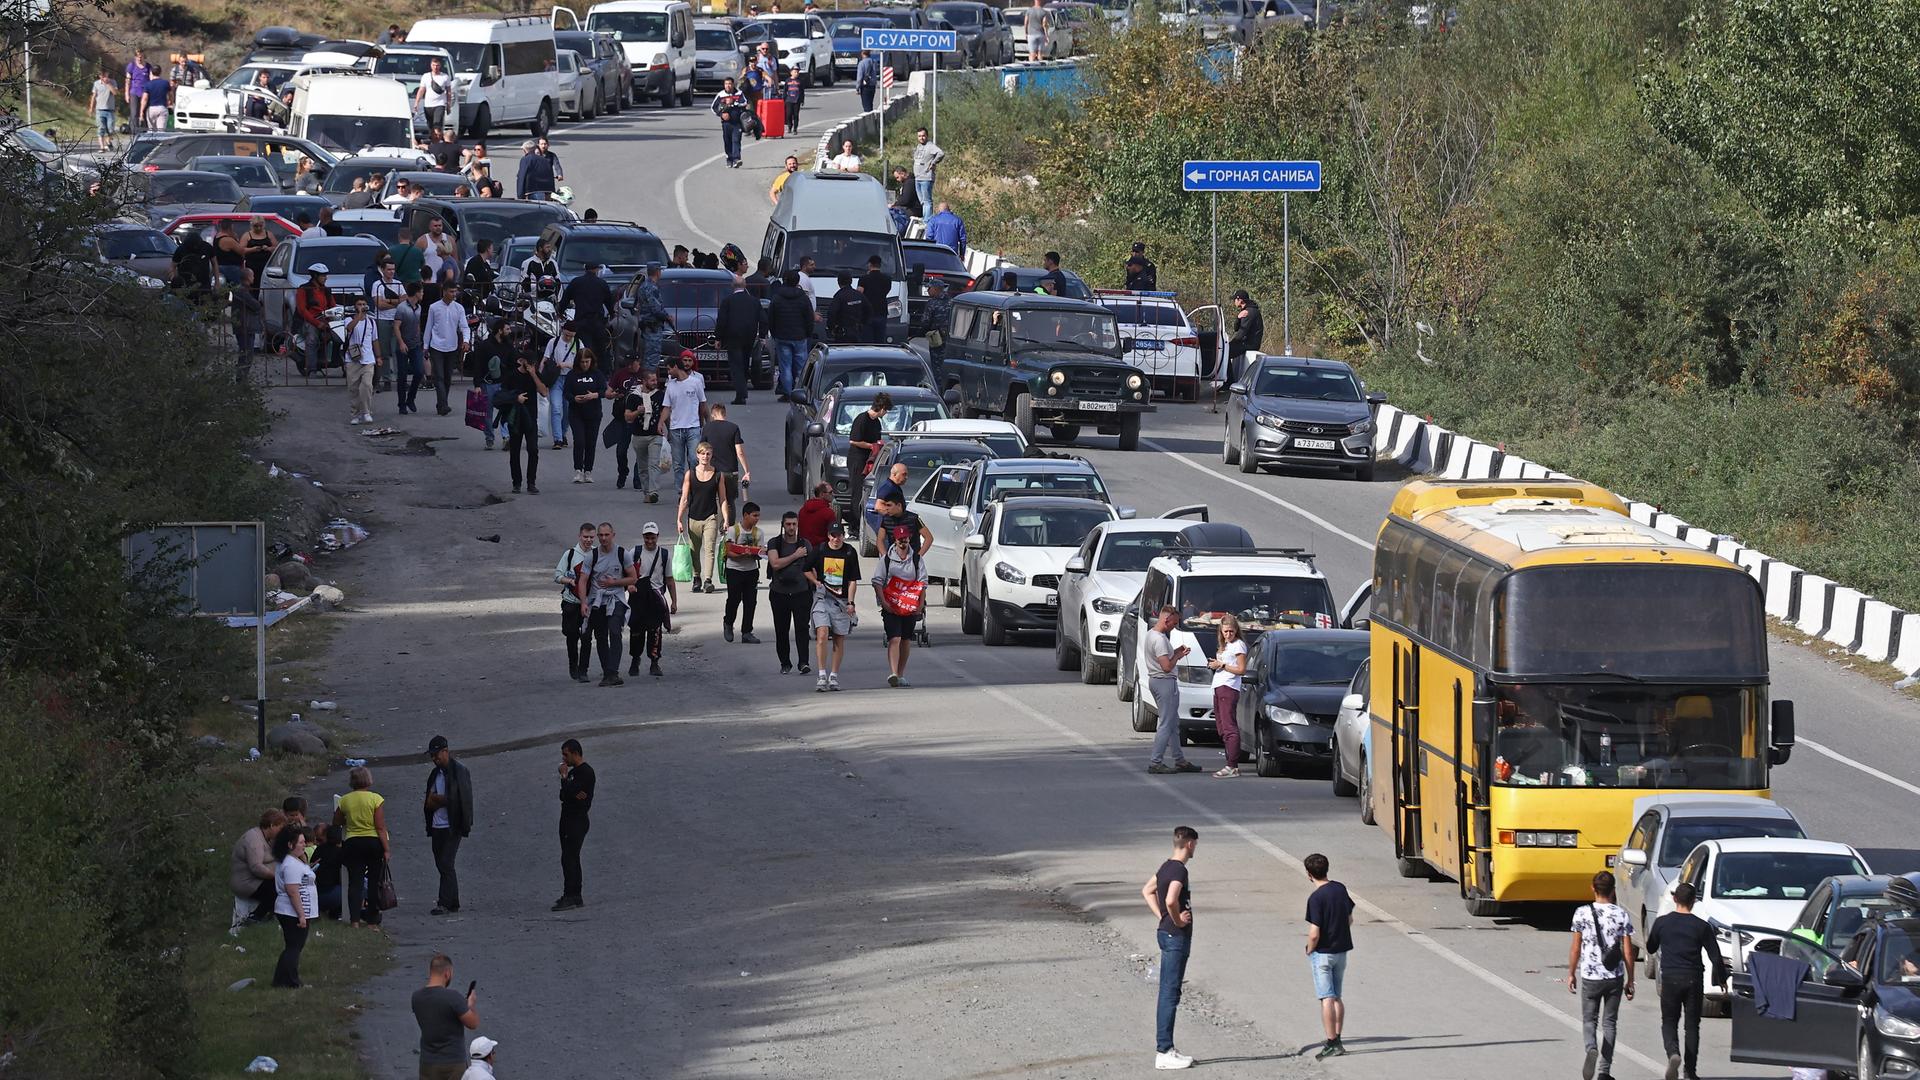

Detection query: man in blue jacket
xmin=516 ymin=137 xmax=563 ymax=200
xmin=923 ymin=202 xmax=967 ymax=255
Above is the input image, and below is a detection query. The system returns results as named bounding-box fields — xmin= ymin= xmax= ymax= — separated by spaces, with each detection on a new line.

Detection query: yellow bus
xmin=1366 ymin=480 xmax=1797 ymax=916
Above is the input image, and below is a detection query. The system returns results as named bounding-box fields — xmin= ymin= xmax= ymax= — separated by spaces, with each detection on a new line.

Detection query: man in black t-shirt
xmin=1303 ymin=852 xmax=1355 ymax=1060
xmin=844 ymin=393 xmax=889 ymax=521
xmin=702 ymin=401 xmax=750 ymax=521
xmin=553 ymin=738 xmax=595 ymax=911
xmin=1141 ymin=826 xmax=1198 ymax=1071
xmin=765 ymin=510 xmax=814 ymax=675
xmin=805 ymin=521 xmax=860 ymax=691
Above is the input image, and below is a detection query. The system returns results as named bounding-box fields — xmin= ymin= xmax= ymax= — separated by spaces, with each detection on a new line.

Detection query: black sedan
xmin=1222 ymin=354 xmax=1385 ymax=481
xmin=1732 ymin=910 xmax=1920 ymax=1079
xmin=783 ymin=345 xmax=937 ymax=491
xmin=789 ymin=385 xmax=948 ymax=509
xmin=1234 ymin=629 xmax=1370 ymax=777
xmin=618 ymin=268 xmax=773 ymax=391
xmin=86 ymin=222 xmax=176 ymax=284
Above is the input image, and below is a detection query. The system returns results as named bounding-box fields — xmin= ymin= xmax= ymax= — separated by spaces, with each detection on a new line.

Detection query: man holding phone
xmin=412 ymin=953 xmax=479 ymax=1079
xmin=1146 ymin=606 xmax=1200 ymax=774
xmin=553 ymin=738 xmax=595 ymax=911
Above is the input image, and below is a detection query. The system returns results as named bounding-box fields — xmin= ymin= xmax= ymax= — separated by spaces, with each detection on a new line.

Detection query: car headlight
xmin=1255 ymin=413 xmax=1282 ymax=430
xmin=993 ymin=561 xmax=1026 ymax=585
xmin=1125 ymin=373 xmax=1145 ymax=389
xmin=1265 ymin=705 xmax=1308 ymax=726
xmin=1178 ymin=665 xmax=1212 ymax=685
xmin=1091 ymin=596 xmax=1127 ymax=615
xmin=887 ymin=298 xmax=903 ymax=318
xmin=828 ymin=452 xmax=847 ymax=468
xmin=1876 ymin=1006 xmax=1920 ymax=1039
xmin=652 ymin=52 xmax=669 ymax=67
xmin=1350 ymin=418 xmax=1374 ymax=435
xmin=1049 ymin=370 xmax=1066 ymax=385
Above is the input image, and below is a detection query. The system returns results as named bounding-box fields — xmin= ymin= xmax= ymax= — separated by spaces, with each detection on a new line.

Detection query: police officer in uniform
xmin=633 ymin=263 xmax=672 ymax=371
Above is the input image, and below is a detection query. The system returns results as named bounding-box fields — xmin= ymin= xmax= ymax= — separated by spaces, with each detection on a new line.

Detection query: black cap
xmin=427 ymin=735 xmax=449 ymax=754
xmin=827 ymin=520 xmax=846 ymax=535
xmin=1130 ymin=241 xmax=1146 ymax=252
xmin=1231 ymin=288 xmax=1250 ymax=302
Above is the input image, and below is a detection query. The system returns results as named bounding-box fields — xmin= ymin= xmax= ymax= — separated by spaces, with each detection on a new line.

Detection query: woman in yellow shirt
xmin=332 ymin=766 xmax=391 ymax=928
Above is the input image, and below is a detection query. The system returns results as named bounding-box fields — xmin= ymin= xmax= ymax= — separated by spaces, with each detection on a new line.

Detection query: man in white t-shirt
xmin=660 ymin=353 xmax=708 ymax=495
xmin=416 ymin=56 xmax=454 ymax=133
xmin=370 ymin=259 xmax=406 ymax=394
xmin=542 ymin=323 xmax=582 ymax=447
xmin=827 ymin=139 xmax=862 ymax=173
xmin=342 ymin=297 xmax=381 ymax=425
xmin=1568 ymin=870 xmax=1636 ymax=1080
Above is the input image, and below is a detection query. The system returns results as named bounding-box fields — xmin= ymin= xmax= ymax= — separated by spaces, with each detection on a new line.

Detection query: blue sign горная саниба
xmin=1180 ymin=160 xmax=1323 ymax=192
xmin=860 ymin=27 xmax=958 ymax=52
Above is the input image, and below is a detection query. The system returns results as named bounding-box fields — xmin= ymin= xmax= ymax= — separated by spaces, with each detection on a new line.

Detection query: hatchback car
xmin=694 ymin=21 xmax=748 ymax=90
xmin=87 ymin=222 xmax=177 ymax=284
xmin=1054 ymin=511 xmax=1219 ymax=683
xmin=1222 ymin=353 xmax=1385 ymax=480
xmin=961 ymin=495 xmax=1118 ymax=645
xmin=1234 ymin=629 xmax=1371 ymax=777
xmin=1616 ymin=794 xmax=1807 ymax=935
xmin=187 ymin=154 xmax=284 ymax=196
xmin=132 ymin=170 xmax=247 ymax=228
xmin=856 ymin=435 xmax=999 ymax=555
xmin=928 ymin=456 xmax=1116 ymax=587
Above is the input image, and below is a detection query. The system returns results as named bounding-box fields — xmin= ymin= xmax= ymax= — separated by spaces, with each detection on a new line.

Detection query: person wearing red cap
xmin=870 ymin=519 xmax=928 ymax=687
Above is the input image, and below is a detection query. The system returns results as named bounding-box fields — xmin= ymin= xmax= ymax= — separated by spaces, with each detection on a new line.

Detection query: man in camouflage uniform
xmin=633 ymin=263 xmax=672 ymax=371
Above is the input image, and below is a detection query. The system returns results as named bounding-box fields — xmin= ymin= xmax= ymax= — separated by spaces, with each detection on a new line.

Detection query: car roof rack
xmin=1160 ymin=543 xmax=1316 ymax=571
xmin=555 ymin=218 xmax=654 ymax=232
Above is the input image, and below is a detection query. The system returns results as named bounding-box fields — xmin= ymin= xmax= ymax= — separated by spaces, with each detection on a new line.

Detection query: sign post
xmin=861 ymin=27 xmax=958 ymax=161
xmin=125 ymin=522 xmax=268 ymax=751
xmin=1181 ymin=159 xmax=1322 ymax=356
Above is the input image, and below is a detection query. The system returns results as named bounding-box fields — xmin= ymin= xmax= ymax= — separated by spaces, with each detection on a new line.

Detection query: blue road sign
xmin=860 ymin=27 xmax=958 ymax=52
xmin=1180 ymin=160 xmax=1323 ymax=193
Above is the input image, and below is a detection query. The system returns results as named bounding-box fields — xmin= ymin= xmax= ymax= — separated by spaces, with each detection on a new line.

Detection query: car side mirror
xmin=964 ymin=533 xmax=986 ymax=550
xmin=620 ymin=296 xmax=635 ymax=310
xmin=1823 ymin=964 xmax=1865 ymax=990
xmin=1770 ymin=699 xmax=1795 ymax=765
xmin=1340 ymin=693 xmax=1362 ymax=712
xmin=1064 ymin=555 xmax=1087 ymax=574
xmin=948 ymin=505 xmax=969 ymax=523
xmin=1365 ymin=391 xmax=1387 ymax=405
xmin=805 ymin=421 xmax=825 ymax=438
xmin=1228 ymin=382 xmax=1247 ymax=394
xmin=485 ymin=65 xmax=503 ymax=84
xmin=1116 ymin=506 xmax=1136 ymax=520
xmin=265 ymin=267 xmax=285 ymax=278
xmin=1620 ymin=849 xmax=1648 ymax=869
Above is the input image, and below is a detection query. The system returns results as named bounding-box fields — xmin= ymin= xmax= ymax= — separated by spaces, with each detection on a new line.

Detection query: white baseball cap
xmin=468 ymin=1036 xmax=498 ymax=1060
xmin=641 ymin=522 xmax=660 ymax=537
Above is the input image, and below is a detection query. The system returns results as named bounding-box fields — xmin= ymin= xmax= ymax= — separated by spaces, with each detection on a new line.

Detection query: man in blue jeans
xmin=1141 ymin=826 xmax=1198 ymax=1070
xmin=766 ymin=269 xmax=814 ymax=400
xmin=1304 ymin=852 xmax=1355 ymax=1060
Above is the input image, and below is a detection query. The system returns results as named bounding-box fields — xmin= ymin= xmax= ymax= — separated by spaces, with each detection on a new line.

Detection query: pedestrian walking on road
xmin=554 ymin=738 xmax=595 ymax=910
xmin=627 ymin=523 xmax=676 ymax=678
xmin=271 ymin=825 xmax=316 ymax=988
xmin=1142 ymin=825 xmax=1198 ymax=1071
xmin=557 ymin=523 xmax=595 ymax=681
xmin=542 ymin=323 xmax=580 ymax=446
xmin=1645 ymin=882 xmax=1728 ymax=1080
xmin=424 ymin=283 xmax=471 ymax=416
xmin=577 ymin=523 xmax=636 ymax=686
xmin=616 ymin=366 xmax=666 ymax=499
xmin=333 ymin=766 xmax=389 ymax=928
xmin=560 ymin=261 xmax=617 ymax=365
xmin=827 ymin=272 xmax=869 ymax=343
xmin=704 ymin=400 xmax=751 ymax=524
xmin=871 ymin=523 xmax=927 ymax=687
xmin=565 ymin=349 xmax=607 ymax=483
xmin=911 ymin=127 xmax=943 ymax=210
xmin=1206 ymin=614 xmax=1247 ymax=777
xmin=412 ymin=954 xmax=480 ymax=1080
xmin=722 ymin=501 xmax=766 ymax=643
xmin=124 ymin=47 xmax=152 ymax=132
xmin=844 ymin=392 xmax=889 ymax=520
xmin=1304 ymin=852 xmax=1355 ymax=1060
xmin=859 ymin=256 xmax=893 ymax=343
xmin=923 ymin=202 xmax=967 ymax=255
xmin=423 ymin=735 xmax=475 ymax=916
xmin=782 ymin=64 xmax=804 ymax=131
xmin=1145 ymin=606 xmax=1199 ymax=774
xmin=460 ymin=1036 xmax=499 ymax=1080
xmin=715 ymin=280 xmax=764 ymax=404
xmin=417 ymin=56 xmax=453 ymax=133
xmin=1568 ymin=869 xmax=1635 ymax=1080
xmin=766 ymin=511 xmax=814 ymax=674
xmin=517 ymin=137 xmax=563 ymax=200
xmin=855 ymin=49 xmax=880 ymax=113
xmin=499 ymin=352 xmax=548 ymax=494
xmin=91 ymin=70 xmax=119 ymax=151
xmin=807 ymin=521 xmax=860 ymax=691
xmin=678 ymin=443 xmax=729 ymax=594
xmin=662 ymin=352 xmax=708 ymax=493
xmin=344 ymin=298 xmax=381 ymax=425
xmin=768 ymin=269 xmax=813 ymax=399
xmin=712 ymin=77 xmax=748 ymax=167
xmin=633 ymin=262 xmax=672 ymax=370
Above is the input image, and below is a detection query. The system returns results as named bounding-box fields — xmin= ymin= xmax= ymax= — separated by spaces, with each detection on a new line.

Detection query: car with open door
xmin=1730 ymin=912 xmax=1920 ymax=1079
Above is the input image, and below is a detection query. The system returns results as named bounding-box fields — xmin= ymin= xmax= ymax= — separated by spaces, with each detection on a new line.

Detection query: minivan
xmin=288 ymin=73 xmax=417 ymax=157
xmin=586 ymin=0 xmax=696 ymax=107
xmin=762 ymin=170 xmax=906 ymax=339
xmin=408 ymin=12 xmax=569 ymax=138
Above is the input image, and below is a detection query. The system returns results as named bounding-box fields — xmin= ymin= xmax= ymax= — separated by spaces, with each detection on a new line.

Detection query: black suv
xmin=532 ymin=220 xmax=669 ymax=293
xmin=937 ymin=291 xmax=1154 ymax=449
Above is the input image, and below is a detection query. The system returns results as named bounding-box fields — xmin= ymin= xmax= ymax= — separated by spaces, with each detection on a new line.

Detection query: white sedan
xmin=1651 ymin=836 xmax=1871 ymax=1004
xmin=961 ymin=496 xmax=1117 ymax=646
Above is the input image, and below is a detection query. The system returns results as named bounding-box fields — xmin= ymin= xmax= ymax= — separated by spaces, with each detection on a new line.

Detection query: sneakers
xmin=605 ymin=674 xmax=624 ymax=687
xmin=1313 ymin=1040 xmax=1346 ymax=1060
xmin=816 ymin=672 xmax=829 ymax=692
xmin=895 ymin=676 xmax=911 ymax=688
xmin=887 ymin=673 xmax=901 ymax=688
xmin=827 ymin=673 xmax=841 ymax=691
xmin=1174 ymin=761 xmax=1202 ymax=773
xmin=650 ymin=660 xmax=663 ymax=678
xmin=723 ymin=624 xmax=735 ymax=642
xmin=550 ymin=896 xmax=582 ymax=912
xmin=348 ymin=415 xmax=366 ymax=425
xmin=798 ymin=662 xmax=811 ymax=675
xmin=582 ymin=472 xmax=594 ymax=483
xmin=740 ymin=632 xmax=760 ymax=644
xmin=528 ymin=484 xmax=540 ymax=494
xmin=572 ymin=470 xmax=585 ymax=484
xmin=1147 ymin=763 xmax=1176 ymax=775
xmin=1664 ymin=1055 xmax=1681 ymax=1080
xmin=1212 ymin=766 xmax=1240 ymax=778
xmin=780 ymin=663 xmax=793 ymax=674
xmin=1584 ymin=1048 xmax=1597 ymax=1080
xmin=1153 ymin=1049 xmax=1193 ymax=1070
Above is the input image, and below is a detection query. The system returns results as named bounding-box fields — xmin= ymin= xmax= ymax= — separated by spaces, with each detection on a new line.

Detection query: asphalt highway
xmin=289 ymin=84 xmax=1920 ymax=1078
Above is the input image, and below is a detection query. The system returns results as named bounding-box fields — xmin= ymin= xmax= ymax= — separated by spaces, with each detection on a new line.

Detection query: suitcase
xmin=756 ymin=97 xmax=786 ymax=139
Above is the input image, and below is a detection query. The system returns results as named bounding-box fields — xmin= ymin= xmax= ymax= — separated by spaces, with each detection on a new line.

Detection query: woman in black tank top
xmin=678 ymin=442 xmax=727 ymax=593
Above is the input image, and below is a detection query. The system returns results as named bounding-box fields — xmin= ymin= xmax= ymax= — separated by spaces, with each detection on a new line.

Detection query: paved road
xmin=276 ymin=86 xmax=1920 ymax=1079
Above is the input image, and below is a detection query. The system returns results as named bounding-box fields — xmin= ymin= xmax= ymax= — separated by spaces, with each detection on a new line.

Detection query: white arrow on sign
xmin=1187 ymin=170 xmax=1206 ymax=184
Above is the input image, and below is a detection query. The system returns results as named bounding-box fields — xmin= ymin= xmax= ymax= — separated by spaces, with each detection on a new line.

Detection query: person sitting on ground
xmin=230 ymin=808 xmax=287 ymax=925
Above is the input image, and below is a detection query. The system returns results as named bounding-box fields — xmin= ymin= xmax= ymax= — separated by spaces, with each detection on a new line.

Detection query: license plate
xmin=1045 ymin=592 xmax=1058 ymax=606
xmin=1076 ymin=401 xmax=1118 ymax=413
xmin=1294 ymin=437 xmax=1337 ymax=450
xmin=1133 ymin=340 xmax=1163 ymax=352
xmin=696 ymin=349 xmax=724 ymax=368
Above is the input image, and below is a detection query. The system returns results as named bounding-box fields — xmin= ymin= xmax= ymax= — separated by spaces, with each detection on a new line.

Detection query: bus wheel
xmin=1464 ymin=893 xmax=1501 ymax=918
xmin=1395 ymin=856 xmax=1428 ymax=879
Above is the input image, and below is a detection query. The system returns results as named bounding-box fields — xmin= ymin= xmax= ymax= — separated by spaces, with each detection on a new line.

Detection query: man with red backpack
xmin=870 ymin=492 xmax=933 ymax=687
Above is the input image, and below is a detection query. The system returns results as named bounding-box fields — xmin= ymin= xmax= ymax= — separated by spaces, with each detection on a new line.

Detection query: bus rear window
xmin=1495 ymin=566 xmax=1765 ymax=678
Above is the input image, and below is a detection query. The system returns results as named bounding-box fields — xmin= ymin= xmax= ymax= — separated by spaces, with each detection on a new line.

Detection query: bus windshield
xmin=1492 ymin=683 xmax=1765 ymax=789
xmin=1496 ymin=565 xmax=1765 ymax=678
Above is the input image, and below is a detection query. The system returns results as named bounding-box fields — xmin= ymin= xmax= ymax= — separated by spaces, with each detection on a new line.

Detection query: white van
xmin=407 ymin=13 xmax=566 ymax=138
xmin=287 ymin=73 xmax=417 ymax=157
xmin=585 ymin=0 xmax=695 ymax=107
xmin=763 ymin=170 xmax=907 ymax=339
